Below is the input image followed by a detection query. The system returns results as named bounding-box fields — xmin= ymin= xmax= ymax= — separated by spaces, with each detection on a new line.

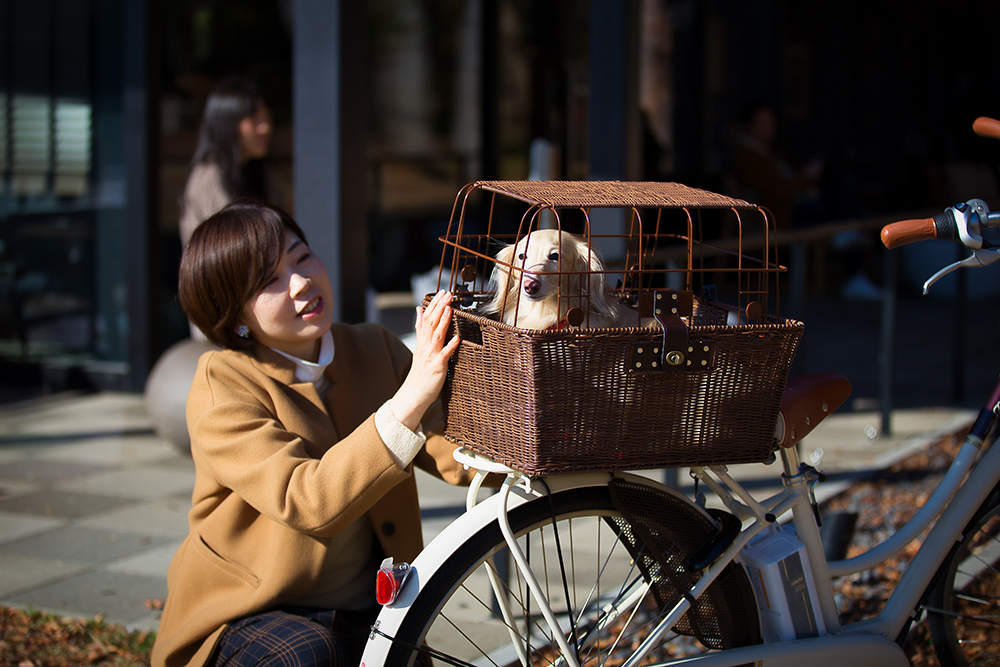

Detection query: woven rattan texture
xmin=474 ymin=180 xmax=755 ymax=209
xmin=439 ymin=299 xmax=802 ymax=474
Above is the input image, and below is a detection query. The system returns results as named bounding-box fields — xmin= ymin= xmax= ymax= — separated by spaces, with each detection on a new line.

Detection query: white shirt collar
xmin=271 ymin=330 xmax=335 ymax=385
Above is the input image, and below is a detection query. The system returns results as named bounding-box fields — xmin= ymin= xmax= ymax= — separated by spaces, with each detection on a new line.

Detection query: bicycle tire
xmin=928 ymin=490 xmax=1000 ymax=666
xmin=381 ymin=479 xmax=761 ymax=666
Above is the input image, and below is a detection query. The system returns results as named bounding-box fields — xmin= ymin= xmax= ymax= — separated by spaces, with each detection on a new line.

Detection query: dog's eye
xmin=548 ymin=251 xmax=559 ymax=261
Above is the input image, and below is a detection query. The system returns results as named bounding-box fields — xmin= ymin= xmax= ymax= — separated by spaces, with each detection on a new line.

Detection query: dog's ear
xmin=584 ymin=241 xmax=605 ymax=275
xmin=481 ymin=243 xmax=517 ymax=315
xmin=569 ymin=236 xmax=602 ymax=291
xmin=495 ymin=242 xmax=516 ymax=268
xmin=579 ymin=240 xmax=616 ymax=317
xmin=493 ymin=243 xmax=517 ymax=287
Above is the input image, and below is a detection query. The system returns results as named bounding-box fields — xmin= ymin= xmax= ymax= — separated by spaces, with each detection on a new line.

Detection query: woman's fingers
xmin=416 ymin=292 xmax=444 ymax=330
xmin=389 ymin=292 xmax=459 ymax=431
xmin=416 ymin=291 xmax=453 ymax=351
xmin=443 ymin=331 xmax=460 ymax=355
xmin=425 ymin=290 xmax=450 ymax=327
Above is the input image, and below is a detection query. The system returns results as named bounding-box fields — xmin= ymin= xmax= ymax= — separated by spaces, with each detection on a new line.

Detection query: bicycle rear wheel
xmin=928 ymin=493 xmax=1000 ymax=666
xmin=380 ymin=479 xmax=761 ymax=666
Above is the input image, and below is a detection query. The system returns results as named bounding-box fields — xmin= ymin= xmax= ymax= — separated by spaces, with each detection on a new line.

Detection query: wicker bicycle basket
xmin=429 ymin=180 xmax=803 ymax=475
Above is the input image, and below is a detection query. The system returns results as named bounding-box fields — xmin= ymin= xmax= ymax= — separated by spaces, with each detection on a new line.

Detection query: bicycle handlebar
xmin=880 ymin=118 xmax=1000 ymax=292
xmin=880 ymin=211 xmax=958 ymax=249
xmin=973 ymin=116 xmax=1000 ymax=140
xmin=882 ymin=117 xmax=1000 ymax=251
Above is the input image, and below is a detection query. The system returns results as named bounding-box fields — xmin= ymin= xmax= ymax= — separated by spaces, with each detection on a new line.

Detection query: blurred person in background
xmin=179 ymin=77 xmax=279 ymax=247
xmin=731 ymin=102 xmax=824 ymax=230
xmin=731 ymin=102 xmax=880 ymax=300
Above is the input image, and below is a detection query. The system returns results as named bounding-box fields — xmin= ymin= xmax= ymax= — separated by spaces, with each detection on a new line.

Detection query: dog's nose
xmin=523 ymin=278 xmax=540 ymax=295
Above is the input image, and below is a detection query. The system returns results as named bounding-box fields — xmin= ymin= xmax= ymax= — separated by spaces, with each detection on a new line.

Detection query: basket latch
xmin=630 ymin=290 xmax=715 ymax=373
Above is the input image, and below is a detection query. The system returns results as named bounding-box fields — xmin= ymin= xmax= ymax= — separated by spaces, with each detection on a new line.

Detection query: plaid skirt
xmin=209 ymin=605 xmax=379 ymax=667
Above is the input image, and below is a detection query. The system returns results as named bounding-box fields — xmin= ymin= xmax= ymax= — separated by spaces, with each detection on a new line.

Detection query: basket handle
xmin=451 ymin=309 xmax=486 ymax=351
xmin=457 ymin=337 xmax=485 ymax=352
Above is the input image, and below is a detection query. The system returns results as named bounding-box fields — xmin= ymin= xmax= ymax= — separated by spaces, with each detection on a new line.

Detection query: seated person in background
xmin=731 ymin=102 xmax=823 ymax=230
xmin=731 ymin=103 xmax=879 ymax=300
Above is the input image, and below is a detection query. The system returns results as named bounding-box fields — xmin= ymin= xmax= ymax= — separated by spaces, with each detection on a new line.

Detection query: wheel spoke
xmin=954 ymin=591 xmax=1000 ymax=608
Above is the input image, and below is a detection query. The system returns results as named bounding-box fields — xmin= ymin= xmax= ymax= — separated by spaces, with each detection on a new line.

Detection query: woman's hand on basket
xmin=389 ymin=290 xmax=461 ymax=432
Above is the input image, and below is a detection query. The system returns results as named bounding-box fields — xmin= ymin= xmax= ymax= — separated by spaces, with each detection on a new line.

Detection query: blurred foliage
xmin=0 ymin=606 xmax=156 ymax=667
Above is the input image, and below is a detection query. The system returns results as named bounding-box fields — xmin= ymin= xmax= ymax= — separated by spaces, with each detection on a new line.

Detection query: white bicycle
xmin=360 ymin=119 xmax=1000 ymax=667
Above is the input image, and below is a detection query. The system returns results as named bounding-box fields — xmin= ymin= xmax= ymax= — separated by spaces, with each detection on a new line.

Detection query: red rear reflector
xmin=376 ymin=557 xmax=412 ymax=606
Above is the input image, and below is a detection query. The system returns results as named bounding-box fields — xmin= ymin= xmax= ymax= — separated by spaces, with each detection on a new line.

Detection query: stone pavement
xmin=0 ymin=392 xmax=189 ymax=632
xmin=0 ymin=389 xmax=978 ymax=633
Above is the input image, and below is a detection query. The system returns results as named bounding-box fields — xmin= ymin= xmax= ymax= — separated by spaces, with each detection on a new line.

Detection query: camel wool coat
xmin=151 ymin=322 xmax=473 ymax=667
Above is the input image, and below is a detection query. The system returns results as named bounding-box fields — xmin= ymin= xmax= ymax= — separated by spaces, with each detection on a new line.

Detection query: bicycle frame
xmin=664 ymin=374 xmax=999 ymax=663
xmin=654 ymin=394 xmax=1000 ymax=667
xmin=839 ymin=378 xmax=1000 ymax=637
xmin=655 ymin=375 xmax=1000 ymax=664
xmin=700 ymin=389 xmax=998 ymax=631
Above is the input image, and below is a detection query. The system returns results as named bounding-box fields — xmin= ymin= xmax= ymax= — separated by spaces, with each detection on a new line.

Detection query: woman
xmin=179 ymin=77 xmax=277 ymax=247
xmin=151 ymin=200 xmax=469 ymax=667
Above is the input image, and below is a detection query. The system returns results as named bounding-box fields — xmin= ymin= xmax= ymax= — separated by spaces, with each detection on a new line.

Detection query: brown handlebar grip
xmin=973 ymin=117 xmax=1000 ymax=140
xmin=881 ymin=218 xmax=937 ymax=249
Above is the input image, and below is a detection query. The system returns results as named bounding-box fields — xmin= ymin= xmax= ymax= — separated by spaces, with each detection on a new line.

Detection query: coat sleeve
xmin=187 ymin=351 xmax=412 ymax=538
xmin=375 ymin=327 xmax=486 ymax=487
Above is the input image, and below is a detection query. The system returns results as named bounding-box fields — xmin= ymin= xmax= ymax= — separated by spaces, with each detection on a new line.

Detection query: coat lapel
xmin=246 ymin=343 xmax=338 ymax=442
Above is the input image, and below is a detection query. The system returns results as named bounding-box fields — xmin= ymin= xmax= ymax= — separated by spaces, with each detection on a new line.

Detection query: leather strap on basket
xmin=630 ymin=290 xmax=715 ymax=373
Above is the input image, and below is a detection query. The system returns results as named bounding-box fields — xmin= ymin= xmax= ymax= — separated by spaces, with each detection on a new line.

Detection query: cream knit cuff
xmin=375 ymin=401 xmax=426 ymax=467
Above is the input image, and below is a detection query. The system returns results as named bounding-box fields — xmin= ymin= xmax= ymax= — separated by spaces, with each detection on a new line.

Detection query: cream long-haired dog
xmin=480 ymin=229 xmax=641 ymax=330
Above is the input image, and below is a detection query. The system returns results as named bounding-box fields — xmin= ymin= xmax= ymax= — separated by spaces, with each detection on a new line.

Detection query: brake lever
xmin=954 ymin=198 xmax=991 ymax=250
xmin=923 ymin=247 xmax=1000 ymax=294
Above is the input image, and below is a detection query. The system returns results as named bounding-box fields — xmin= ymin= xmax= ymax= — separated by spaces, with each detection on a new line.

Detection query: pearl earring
xmin=237 ymin=324 xmax=250 ymax=338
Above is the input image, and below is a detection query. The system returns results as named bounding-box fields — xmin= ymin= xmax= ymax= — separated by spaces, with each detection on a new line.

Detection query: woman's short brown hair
xmin=178 ymin=199 xmax=307 ymax=350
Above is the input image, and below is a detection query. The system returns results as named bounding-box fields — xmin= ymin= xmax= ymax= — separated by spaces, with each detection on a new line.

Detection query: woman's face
xmin=239 ymin=102 xmax=273 ymax=161
xmin=241 ymin=228 xmax=334 ymax=361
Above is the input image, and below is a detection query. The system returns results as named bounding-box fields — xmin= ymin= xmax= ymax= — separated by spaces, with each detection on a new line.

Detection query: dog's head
xmin=481 ymin=229 xmax=612 ymax=324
